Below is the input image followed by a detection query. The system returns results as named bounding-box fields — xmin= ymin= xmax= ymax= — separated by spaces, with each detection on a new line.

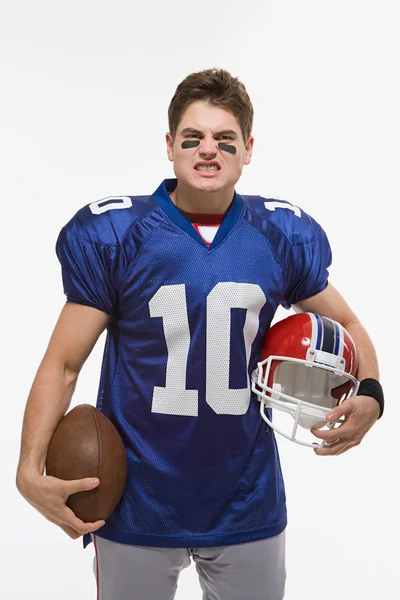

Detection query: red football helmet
xmin=251 ymin=312 xmax=359 ymax=448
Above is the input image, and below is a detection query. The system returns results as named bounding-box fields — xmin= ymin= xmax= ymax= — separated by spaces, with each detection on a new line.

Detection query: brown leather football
xmin=45 ymin=404 xmax=127 ymax=523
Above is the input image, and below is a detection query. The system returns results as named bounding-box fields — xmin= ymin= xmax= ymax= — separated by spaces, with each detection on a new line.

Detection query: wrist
xmin=16 ymin=465 xmax=44 ymax=493
xmin=356 ymin=378 xmax=384 ymax=419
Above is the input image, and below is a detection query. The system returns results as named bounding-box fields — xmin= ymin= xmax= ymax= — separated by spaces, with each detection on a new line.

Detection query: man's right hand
xmin=16 ymin=473 xmax=106 ymax=539
xmin=16 ymin=304 xmax=110 ymax=538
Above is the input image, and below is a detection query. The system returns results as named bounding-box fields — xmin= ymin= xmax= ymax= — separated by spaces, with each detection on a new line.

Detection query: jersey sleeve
xmin=56 ymin=217 xmax=121 ymax=318
xmin=281 ymin=215 xmax=332 ymax=309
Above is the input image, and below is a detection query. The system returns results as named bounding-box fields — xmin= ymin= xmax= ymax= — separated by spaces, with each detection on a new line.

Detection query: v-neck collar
xmin=151 ymin=178 xmax=243 ymax=250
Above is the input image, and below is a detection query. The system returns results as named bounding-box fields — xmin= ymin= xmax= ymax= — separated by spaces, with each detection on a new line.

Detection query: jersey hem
xmin=287 ymin=278 xmax=329 ymax=308
xmin=65 ymin=297 xmax=113 ymax=318
xmin=83 ymin=516 xmax=287 ymax=549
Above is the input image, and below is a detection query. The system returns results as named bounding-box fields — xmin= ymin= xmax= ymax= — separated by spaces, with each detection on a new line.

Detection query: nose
xmin=198 ymin=136 xmax=218 ymax=157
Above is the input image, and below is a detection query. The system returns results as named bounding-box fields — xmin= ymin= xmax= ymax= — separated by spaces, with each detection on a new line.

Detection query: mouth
xmin=194 ymin=164 xmax=221 ymax=177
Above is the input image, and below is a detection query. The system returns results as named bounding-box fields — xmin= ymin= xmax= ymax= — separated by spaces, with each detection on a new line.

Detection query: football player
xmin=16 ymin=68 xmax=383 ymax=600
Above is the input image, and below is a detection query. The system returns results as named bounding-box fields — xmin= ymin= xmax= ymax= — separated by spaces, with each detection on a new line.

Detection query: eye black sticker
xmin=218 ymin=143 xmax=236 ymax=154
xmin=181 ymin=141 xmax=200 ymax=149
xmin=181 ymin=140 xmax=237 ymax=154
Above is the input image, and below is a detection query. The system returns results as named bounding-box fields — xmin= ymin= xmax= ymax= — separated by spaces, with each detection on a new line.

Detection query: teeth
xmin=196 ymin=166 xmax=219 ymax=172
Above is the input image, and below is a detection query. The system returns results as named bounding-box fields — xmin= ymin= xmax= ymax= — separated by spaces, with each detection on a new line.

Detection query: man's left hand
xmin=311 ymin=396 xmax=380 ymax=456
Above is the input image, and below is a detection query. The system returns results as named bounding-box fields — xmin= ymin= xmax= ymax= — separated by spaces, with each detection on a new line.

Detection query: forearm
xmin=342 ymin=318 xmax=379 ymax=382
xmin=294 ymin=283 xmax=379 ymax=382
xmin=16 ymin=358 xmax=78 ymax=487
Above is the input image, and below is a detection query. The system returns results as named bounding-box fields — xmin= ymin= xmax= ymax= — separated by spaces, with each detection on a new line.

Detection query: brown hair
xmin=168 ymin=68 xmax=254 ymax=143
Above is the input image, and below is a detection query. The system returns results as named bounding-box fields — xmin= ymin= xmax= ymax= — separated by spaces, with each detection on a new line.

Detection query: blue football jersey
xmin=56 ymin=178 xmax=331 ymax=549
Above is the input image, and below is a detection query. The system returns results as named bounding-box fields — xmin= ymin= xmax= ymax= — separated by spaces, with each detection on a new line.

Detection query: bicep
xmin=42 ymin=303 xmax=110 ymax=376
xmin=293 ymin=282 xmax=358 ymax=328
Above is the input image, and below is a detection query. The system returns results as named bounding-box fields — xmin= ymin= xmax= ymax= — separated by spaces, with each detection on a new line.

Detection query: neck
xmin=169 ymin=181 xmax=235 ymax=215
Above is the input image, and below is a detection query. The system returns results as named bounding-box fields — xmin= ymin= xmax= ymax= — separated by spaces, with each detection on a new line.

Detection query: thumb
xmin=326 ymin=399 xmax=354 ymax=423
xmin=64 ymin=477 xmax=100 ymax=495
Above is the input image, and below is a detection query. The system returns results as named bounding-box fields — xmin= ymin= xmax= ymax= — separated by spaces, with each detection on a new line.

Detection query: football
xmin=45 ymin=404 xmax=127 ymax=523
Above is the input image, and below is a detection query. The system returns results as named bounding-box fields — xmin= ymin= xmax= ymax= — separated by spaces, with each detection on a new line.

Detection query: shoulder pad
xmin=62 ymin=195 xmax=157 ymax=246
xmin=242 ymin=195 xmax=319 ymax=245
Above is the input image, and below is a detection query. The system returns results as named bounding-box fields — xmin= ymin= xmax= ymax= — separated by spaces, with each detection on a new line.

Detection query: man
xmin=16 ymin=68 xmax=382 ymax=600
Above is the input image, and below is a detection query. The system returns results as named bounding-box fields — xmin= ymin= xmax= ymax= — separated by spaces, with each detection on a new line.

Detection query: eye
xmin=219 ymin=135 xmax=233 ymax=141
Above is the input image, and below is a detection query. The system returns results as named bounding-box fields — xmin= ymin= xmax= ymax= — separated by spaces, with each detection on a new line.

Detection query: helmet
xmin=251 ymin=312 xmax=359 ymax=448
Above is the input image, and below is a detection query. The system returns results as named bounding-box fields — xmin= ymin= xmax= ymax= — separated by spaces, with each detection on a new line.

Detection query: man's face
xmin=166 ymin=101 xmax=254 ymax=194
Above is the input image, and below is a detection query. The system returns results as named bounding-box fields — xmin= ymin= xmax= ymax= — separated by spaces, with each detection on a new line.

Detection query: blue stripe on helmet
xmin=333 ymin=321 xmax=340 ymax=355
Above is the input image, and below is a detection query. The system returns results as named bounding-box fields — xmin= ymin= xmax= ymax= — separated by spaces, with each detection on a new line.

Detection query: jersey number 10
xmin=149 ymin=282 xmax=266 ymax=417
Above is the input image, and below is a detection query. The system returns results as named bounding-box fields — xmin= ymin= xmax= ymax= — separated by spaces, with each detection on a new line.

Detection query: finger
xmin=55 ymin=521 xmax=104 ymax=540
xmin=56 ymin=521 xmax=83 ymax=539
xmin=86 ymin=520 xmax=106 ymax=532
xmin=61 ymin=505 xmax=105 ymax=534
xmin=61 ymin=477 xmax=100 ymax=497
xmin=60 ymin=525 xmax=82 ymax=539
xmin=43 ymin=514 xmax=82 ymax=539
xmin=325 ymin=398 xmax=355 ymax=423
xmin=311 ymin=421 xmax=355 ymax=443
xmin=45 ymin=511 xmax=103 ymax=538
xmin=311 ymin=427 xmax=343 ymax=443
xmin=314 ymin=439 xmax=359 ymax=456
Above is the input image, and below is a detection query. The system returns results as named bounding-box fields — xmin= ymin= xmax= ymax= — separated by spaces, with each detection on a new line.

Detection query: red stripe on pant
xmin=93 ymin=535 xmax=100 ymax=600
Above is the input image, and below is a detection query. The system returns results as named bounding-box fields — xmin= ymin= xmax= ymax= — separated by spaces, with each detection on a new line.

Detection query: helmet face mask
xmin=251 ymin=313 xmax=359 ymax=448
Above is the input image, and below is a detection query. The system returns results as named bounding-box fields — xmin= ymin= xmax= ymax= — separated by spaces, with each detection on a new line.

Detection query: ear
xmin=244 ymin=136 xmax=254 ymax=166
xmin=166 ymin=132 xmax=174 ymax=163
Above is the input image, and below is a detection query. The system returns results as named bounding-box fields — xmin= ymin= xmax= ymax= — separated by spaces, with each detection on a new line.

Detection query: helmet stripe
xmin=321 ymin=317 xmax=335 ymax=353
xmin=308 ymin=312 xmax=319 ymax=351
xmin=337 ymin=321 xmax=344 ymax=358
xmin=333 ymin=320 xmax=340 ymax=355
xmin=315 ymin=313 xmax=323 ymax=350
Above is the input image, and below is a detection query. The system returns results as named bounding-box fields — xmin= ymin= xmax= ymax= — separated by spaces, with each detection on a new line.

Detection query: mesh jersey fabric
xmin=55 ymin=178 xmax=332 ymax=548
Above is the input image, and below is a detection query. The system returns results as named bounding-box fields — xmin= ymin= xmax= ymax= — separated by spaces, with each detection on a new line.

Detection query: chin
xmin=185 ymin=175 xmax=222 ymax=191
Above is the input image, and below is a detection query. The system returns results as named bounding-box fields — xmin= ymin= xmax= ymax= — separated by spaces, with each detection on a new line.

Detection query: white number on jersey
xmin=89 ymin=196 xmax=132 ymax=215
xmin=264 ymin=200 xmax=301 ymax=218
xmin=149 ymin=282 xmax=266 ymax=416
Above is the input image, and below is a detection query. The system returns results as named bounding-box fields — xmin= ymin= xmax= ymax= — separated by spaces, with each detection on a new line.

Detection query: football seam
xmin=90 ymin=406 xmax=103 ymax=522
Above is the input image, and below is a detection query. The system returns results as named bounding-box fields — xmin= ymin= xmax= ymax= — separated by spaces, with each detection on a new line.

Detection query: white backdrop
xmin=2 ymin=1 xmax=399 ymax=598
